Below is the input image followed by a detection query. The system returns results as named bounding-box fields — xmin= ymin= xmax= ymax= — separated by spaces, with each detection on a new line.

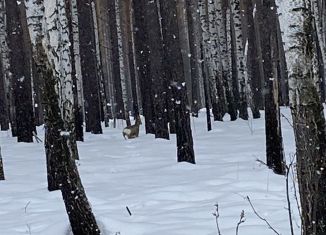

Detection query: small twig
xmin=32 ymin=131 xmax=42 ymax=143
xmin=286 ymin=162 xmax=295 ymax=235
xmin=24 ymin=201 xmax=31 ymax=213
xmin=236 ymin=210 xmax=245 ymax=235
xmin=246 ymin=196 xmax=280 ymax=235
xmin=281 ymin=113 xmax=293 ymax=128
xmin=256 ymin=159 xmax=268 ymax=167
xmin=289 ymin=154 xmax=302 ymax=225
xmin=213 ymin=204 xmax=222 ymax=235
xmin=126 ymin=206 xmax=132 ymax=216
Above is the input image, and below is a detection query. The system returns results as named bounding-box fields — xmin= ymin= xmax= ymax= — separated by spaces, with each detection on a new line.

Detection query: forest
xmin=0 ymin=0 xmax=325 ymax=234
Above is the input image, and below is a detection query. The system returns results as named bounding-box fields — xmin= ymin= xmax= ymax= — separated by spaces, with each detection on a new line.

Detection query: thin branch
xmin=286 ymin=161 xmax=295 ymax=235
xmin=281 ymin=113 xmax=293 ymax=128
xmin=236 ymin=210 xmax=245 ymax=235
xmin=289 ymin=154 xmax=302 ymax=224
xmin=246 ymin=196 xmax=280 ymax=235
xmin=213 ymin=204 xmax=222 ymax=235
xmin=256 ymin=158 xmax=268 ymax=167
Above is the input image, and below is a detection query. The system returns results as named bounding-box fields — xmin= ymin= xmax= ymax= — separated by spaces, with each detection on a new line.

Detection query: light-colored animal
xmin=122 ymin=116 xmax=142 ymax=139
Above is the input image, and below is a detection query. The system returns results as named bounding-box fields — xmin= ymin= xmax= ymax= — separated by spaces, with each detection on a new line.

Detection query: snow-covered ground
xmin=0 ymin=108 xmax=301 ymax=235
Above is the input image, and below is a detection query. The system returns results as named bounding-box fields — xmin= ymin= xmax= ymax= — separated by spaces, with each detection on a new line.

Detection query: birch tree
xmin=288 ymin=0 xmax=326 ymax=234
xmin=231 ymin=0 xmax=249 ymax=120
xmin=25 ymin=0 xmax=100 ymax=233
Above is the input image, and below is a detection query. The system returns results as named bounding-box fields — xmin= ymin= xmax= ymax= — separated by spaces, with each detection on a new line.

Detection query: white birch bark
xmin=226 ymin=7 xmax=234 ymax=102
xmin=71 ymin=0 xmax=84 ymax=119
xmin=26 ymin=0 xmax=77 ymax=157
xmin=288 ymin=0 xmax=320 ymax=106
xmin=199 ymin=0 xmax=219 ymax=106
xmin=312 ymin=0 xmax=326 ymax=95
xmin=116 ymin=0 xmax=130 ymax=122
xmin=231 ymin=0 xmax=249 ymax=118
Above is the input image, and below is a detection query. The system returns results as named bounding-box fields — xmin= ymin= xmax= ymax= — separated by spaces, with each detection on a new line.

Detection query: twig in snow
xmin=256 ymin=158 xmax=268 ymax=167
xmin=236 ymin=210 xmax=245 ymax=235
xmin=24 ymin=201 xmax=31 ymax=213
xmin=32 ymin=131 xmax=42 ymax=143
xmin=126 ymin=206 xmax=132 ymax=216
xmin=213 ymin=203 xmax=222 ymax=235
xmin=281 ymin=113 xmax=293 ymax=128
xmin=246 ymin=196 xmax=280 ymax=235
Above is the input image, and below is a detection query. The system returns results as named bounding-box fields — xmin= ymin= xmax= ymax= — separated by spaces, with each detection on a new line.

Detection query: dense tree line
xmin=0 ymin=0 xmax=325 ymax=234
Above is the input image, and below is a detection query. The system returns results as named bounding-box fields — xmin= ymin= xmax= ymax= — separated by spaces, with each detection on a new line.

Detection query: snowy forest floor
xmin=0 ymin=108 xmax=302 ymax=235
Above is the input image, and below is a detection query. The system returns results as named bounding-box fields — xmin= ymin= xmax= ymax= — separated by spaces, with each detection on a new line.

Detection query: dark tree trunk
xmin=76 ymin=0 xmax=102 ymax=134
xmin=31 ymin=58 xmax=44 ymax=126
xmin=288 ymin=2 xmax=326 ymax=234
xmin=202 ymin=44 xmax=212 ymax=131
xmin=230 ymin=15 xmax=240 ymax=119
xmin=0 ymin=57 xmax=9 ymax=130
xmin=108 ymin=0 xmax=125 ymax=120
xmin=0 ymin=146 xmax=4 ymax=180
xmin=276 ymin=18 xmax=289 ymax=106
xmin=6 ymin=0 xmax=34 ymax=142
xmin=144 ymin=0 xmax=169 ymax=139
xmin=243 ymin=0 xmax=262 ymax=119
xmin=259 ymin=0 xmax=285 ymax=175
xmin=35 ymin=43 xmax=100 ymax=234
xmin=60 ymin=134 xmax=101 ymax=235
xmin=185 ymin=0 xmax=201 ymax=117
xmin=133 ymin=0 xmax=155 ymax=134
xmin=126 ymin=1 xmax=139 ymax=119
xmin=159 ymin=0 xmax=195 ymax=164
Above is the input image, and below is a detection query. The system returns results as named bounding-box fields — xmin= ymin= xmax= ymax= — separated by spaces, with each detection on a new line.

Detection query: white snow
xmin=0 ymin=108 xmax=301 ymax=235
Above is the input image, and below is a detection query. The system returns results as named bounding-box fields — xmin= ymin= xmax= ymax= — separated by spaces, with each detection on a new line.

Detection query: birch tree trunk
xmin=231 ymin=0 xmax=249 ymax=120
xmin=117 ymin=0 xmax=132 ymax=126
xmin=288 ymin=1 xmax=326 ymax=234
xmin=224 ymin=3 xmax=238 ymax=121
xmin=66 ymin=0 xmax=84 ymax=141
xmin=26 ymin=0 xmax=101 ymax=232
xmin=108 ymin=0 xmax=125 ymax=120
